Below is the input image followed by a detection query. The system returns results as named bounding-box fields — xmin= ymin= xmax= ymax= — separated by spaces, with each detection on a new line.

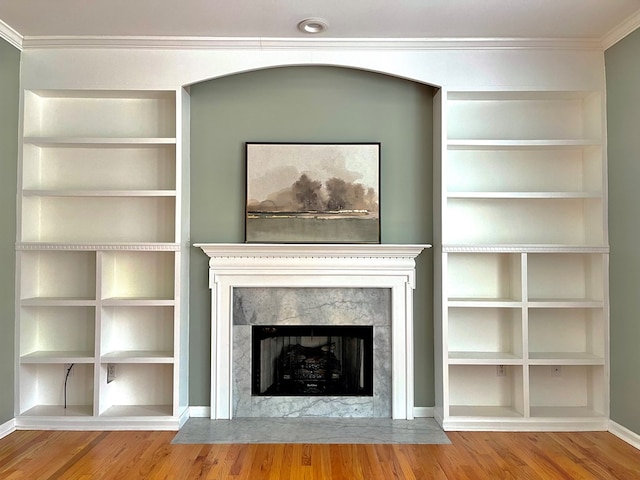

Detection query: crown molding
xmin=20 ymin=35 xmax=604 ymax=51
xmin=602 ymin=10 xmax=640 ymax=49
xmin=0 ymin=18 xmax=23 ymax=50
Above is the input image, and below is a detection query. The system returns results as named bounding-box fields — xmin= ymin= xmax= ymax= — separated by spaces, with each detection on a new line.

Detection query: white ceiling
xmin=1 ymin=0 xmax=640 ymax=48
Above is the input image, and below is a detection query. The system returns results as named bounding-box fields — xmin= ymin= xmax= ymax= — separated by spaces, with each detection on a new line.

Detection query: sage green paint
xmin=606 ymin=30 xmax=640 ymax=435
xmin=0 ymin=39 xmax=20 ymax=424
xmin=189 ymin=66 xmax=435 ymax=407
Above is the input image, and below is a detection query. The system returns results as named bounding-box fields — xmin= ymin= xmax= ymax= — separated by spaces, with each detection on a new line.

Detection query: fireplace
xmin=195 ymin=243 xmax=429 ymax=419
xmin=252 ymin=325 xmax=374 ymax=397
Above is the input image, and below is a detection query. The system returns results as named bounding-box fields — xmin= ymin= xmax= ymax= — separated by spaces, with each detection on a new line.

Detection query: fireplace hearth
xmin=252 ymin=325 xmax=374 ymax=397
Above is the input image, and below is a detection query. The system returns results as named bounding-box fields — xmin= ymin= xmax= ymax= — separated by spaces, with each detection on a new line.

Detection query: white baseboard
xmin=189 ymin=406 xmax=211 ymax=418
xmin=609 ymin=420 xmax=640 ymax=450
xmin=413 ymin=406 xmax=435 ymax=418
xmin=0 ymin=418 xmax=16 ymax=440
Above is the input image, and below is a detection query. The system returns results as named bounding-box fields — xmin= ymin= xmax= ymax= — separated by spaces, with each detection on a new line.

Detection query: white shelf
xmin=24 ymin=137 xmax=176 ymax=146
xmin=528 ymin=353 xmax=605 ymax=365
xmin=100 ymin=405 xmax=173 ymax=417
xmin=529 ymin=406 xmax=604 ymax=418
xmin=447 ymin=192 xmax=601 ymax=199
xmin=20 ymin=351 xmax=95 ymax=363
xmin=23 ymin=190 xmax=177 ymax=197
xmin=448 ymin=299 xmax=522 ymax=307
xmin=449 ymin=405 xmax=524 ymax=418
xmin=448 ymin=139 xmax=601 ymax=148
xmin=101 ymin=352 xmax=174 ymax=363
xmin=20 ymin=298 xmax=96 ymax=306
xmin=20 ymin=405 xmax=94 ymax=417
xmin=448 ymin=352 xmax=522 ymax=364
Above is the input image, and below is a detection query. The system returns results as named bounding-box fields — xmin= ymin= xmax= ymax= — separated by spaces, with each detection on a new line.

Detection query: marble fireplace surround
xmin=195 ymin=244 xmax=429 ymax=420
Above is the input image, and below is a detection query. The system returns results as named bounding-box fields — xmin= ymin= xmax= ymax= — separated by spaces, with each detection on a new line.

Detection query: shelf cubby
xmin=528 ymin=308 xmax=605 ymax=361
xmin=446 ymin=146 xmax=603 ymax=195
xmin=529 ymin=365 xmax=605 ymax=418
xmin=21 ymin=196 xmax=176 ymax=243
xmin=100 ymin=251 xmax=175 ymax=301
xmin=100 ymin=306 xmax=174 ymax=359
xmin=19 ymin=363 xmax=94 ymax=416
xmin=99 ymin=363 xmax=174 ymax=417
xmin=23 ymin=90 xmax=176 ymax=139
xmin=445 ymin=198 xmax=603 ymax=245
xmin=448 ymin=365 xmax=525 ymax=417
xmin=20 ymin=306 xmax=96 ymax=359
xmin=527 ymin=253 xmax=605 ymax=302
xmin=22 ymin=144 xmax=176 ymax=191
xmin=447 ymin=91 xmax=601 ymax=142
xmin=448 ymin=307 xmax=523 ymax=361
xmin=447 ymin=252 xmax=522 ymax=302
xmin=19 ymin=250 xmax=96 ymax=301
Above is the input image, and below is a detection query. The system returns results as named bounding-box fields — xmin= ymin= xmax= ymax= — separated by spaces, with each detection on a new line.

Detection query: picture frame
xmin=245 ymin=142 xmax=381 ymax=243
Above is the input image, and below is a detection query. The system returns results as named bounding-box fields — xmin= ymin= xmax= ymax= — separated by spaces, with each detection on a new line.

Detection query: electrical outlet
xmin=107 ymin=364 xmax=116 ymax=383
xmin=64 ymin=364 xmax=74 ymax=377
xmin=496 ymin=365 xmax=507 ymax=377
xmin=552 ymin=365 xmax=562 ymax=377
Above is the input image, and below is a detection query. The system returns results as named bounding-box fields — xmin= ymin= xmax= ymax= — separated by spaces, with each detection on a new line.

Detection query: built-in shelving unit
xmin=15 ymin=89 xmax=189 ymax=430
xmin=435 ymin=90 xmax=609 ymax=431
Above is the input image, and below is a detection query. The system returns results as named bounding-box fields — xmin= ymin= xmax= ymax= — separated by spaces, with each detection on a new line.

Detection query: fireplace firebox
xmin=252 ymin=325 xmax=373 ymax=396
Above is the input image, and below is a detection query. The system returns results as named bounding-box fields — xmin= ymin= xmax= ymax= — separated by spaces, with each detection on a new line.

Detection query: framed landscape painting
xmin=245 ymin=143 xmax=381 ymax=243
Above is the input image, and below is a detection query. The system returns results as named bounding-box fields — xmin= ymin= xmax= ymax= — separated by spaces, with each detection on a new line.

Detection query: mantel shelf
xmin=194 ymin=243 xmax=431 ymax=259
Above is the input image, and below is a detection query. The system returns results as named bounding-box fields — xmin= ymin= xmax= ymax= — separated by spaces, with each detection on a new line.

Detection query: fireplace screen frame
xmin=252 ymin=325 xmax=374 ymax=397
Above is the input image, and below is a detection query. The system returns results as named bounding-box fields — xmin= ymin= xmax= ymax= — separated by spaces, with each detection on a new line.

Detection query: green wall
xmin=606 ymin=29 xmax=640 ymax=435
xmin=189 ymin=66 xmax=435 ymax=407
xmin=0 ymin=38 xmax=20 ymax=424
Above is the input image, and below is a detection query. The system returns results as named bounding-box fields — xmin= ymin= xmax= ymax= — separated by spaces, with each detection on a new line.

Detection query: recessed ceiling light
xmin=298 ymin=18 xmax=329 ymax=34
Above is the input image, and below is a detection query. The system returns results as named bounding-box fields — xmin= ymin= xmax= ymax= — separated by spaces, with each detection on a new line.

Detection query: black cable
xmin=64 ymin=364 xmax=74 ymax=409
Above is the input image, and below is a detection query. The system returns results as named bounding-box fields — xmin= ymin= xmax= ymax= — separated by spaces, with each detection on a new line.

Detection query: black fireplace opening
xmin=252 ymin=325 xmax=374 ymax=396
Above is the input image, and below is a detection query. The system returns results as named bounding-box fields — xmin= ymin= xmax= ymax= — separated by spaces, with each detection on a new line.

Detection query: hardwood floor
xmin=1 ymin=429 xmax=639 ymax=479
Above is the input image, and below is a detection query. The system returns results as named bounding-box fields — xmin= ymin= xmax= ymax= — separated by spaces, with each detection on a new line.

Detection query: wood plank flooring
xmin=1 ymin=429 xmax=639 ymax=479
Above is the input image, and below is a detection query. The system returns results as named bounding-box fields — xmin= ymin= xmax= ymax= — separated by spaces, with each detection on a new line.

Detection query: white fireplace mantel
xmin=195 ymin=243 xmax=430 ymax=420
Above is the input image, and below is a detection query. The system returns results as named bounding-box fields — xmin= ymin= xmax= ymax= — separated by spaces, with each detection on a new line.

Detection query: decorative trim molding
xmin=602 ymin=10 xmax=640 ymax=50
xmin=194 ymin=243 xmax=430 ymax=259
xmin=19 ymin=35 xmax=604 ymax=51
xmin=16 ymin=242 xmax=181 ymax=251
xmin=609 ymin=420 xmax=640 ymax=450
xmin=443 ymin=244 xmax=610 ymax=254
xmin=0 ymin=19 xmax=23 ymax=50
xmin=0 ymin=418 xmax=16 ymax=440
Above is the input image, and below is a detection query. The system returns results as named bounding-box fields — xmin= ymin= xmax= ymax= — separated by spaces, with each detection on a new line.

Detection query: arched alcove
xmin=188 ymin=65 xmax=436 ymax=409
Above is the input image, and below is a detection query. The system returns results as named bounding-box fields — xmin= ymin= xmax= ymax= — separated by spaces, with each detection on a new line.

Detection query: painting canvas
xmin=245 ymin=143 xmax=380 ymax=243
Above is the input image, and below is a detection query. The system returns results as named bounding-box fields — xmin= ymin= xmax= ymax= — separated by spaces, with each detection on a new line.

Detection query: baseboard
xmin=189 ymin=406 xmax=211 ymax=418
xmin=0 ymin=418 xmax=16 ymax=440
xmin=609 ymin=420 xmax=640 ymax=450
xmin=413 ymin=406 xmax=435 ymax=418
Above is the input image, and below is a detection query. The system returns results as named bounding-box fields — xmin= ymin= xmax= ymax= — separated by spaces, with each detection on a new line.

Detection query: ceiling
xmin=1 ymin=0 xmax=640 ymax=49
